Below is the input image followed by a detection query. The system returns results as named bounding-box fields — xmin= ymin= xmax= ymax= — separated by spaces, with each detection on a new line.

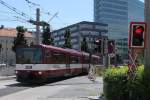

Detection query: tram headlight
xmin=38 ymin=71 xmax=42 ymax=75
xmin=15 ymin=71 xmax=18 ymax=74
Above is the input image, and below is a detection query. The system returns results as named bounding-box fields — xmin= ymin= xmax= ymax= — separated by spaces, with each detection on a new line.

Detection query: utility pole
xmin=5 ymin=40 xmax=8 ymax=67
xmin=29 ymin=8 xmax=49 ymax=44
xmin=36 ymin=8 xmax=40 ymax=44
xmin=144 ymin=0 xmax=150 ymax=75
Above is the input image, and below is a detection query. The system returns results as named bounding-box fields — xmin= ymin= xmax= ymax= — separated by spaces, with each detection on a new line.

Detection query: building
xmin=52 ymin=21 xmax=108 ymax=51
xmin=128 ymin=0 xmax=144 ymax=23
xmin=0 ymin=27 xmax=35 ymax=65
xmin=94 ymin=0 xmax=144 ymax=59
xmin=94 ymin=0 xmax=128 ymax=39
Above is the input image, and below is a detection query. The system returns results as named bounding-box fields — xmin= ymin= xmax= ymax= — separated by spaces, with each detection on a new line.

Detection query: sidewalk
xmin=45 ymin=96 xmax=104 ymax=100
xmin=0 ymin=75 xmax=16 ymax=81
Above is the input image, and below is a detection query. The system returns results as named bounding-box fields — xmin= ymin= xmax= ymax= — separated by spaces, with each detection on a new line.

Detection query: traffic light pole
xmin=103 ymin=37 xmax=109 ymax=68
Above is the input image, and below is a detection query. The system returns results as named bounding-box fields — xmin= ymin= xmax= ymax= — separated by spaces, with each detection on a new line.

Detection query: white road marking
xmin=0 ymin=79 xmax=18 ymax=89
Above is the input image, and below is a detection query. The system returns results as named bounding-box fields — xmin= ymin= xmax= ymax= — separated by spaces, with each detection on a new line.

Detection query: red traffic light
xmin=134 ymin=25 xmax=144 ymax=36
xmin=135 ymin=27 xmax=143 ymax=34
xmin=129 ymin=22 xmax=146 ymax=48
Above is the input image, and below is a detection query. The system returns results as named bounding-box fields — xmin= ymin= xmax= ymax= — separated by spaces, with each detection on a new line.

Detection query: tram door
xmin=66 ymin=55 xmax=71 ymax=76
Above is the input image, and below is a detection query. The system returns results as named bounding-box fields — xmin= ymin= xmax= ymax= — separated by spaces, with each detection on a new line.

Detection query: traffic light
xmin=132 ymin=25 xmax=144 ymax=46
xmin=108 ymin=40 xmax=115 ymax=54
xmin=129 ymin=22 xmax=146 ymax=48
xmin=94 ymin=39 xmax=102 ymax=53
xmin=94 ymin=39 xmax=101 ymax=45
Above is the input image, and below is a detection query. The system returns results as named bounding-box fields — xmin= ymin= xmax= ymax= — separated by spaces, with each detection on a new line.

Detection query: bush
xmin=103 ymin=65 xmax=147 ymax=100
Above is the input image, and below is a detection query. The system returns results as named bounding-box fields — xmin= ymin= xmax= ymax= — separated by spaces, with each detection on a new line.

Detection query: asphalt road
xmin=0 ymin=76 xmax=103 ymax=100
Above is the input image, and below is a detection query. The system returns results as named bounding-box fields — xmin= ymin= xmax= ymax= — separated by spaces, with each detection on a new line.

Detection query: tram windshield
xmin=16 ymin=47 xmax=42 ymax=64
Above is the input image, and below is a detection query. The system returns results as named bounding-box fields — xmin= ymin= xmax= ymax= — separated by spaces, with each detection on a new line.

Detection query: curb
xmin=87 ymin=96 xmax=105 ymax=100
xmin=0 ymin=76 xmax=16 ymax=81
xmin=87 ymin=96 xmax=100 ymax=100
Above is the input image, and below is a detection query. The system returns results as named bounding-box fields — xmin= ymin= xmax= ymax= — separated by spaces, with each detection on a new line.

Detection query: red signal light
xmin=134 ymin=26 xmax=144 ymax=36
xmin=136 ymin=28 xmax=142 ymax=34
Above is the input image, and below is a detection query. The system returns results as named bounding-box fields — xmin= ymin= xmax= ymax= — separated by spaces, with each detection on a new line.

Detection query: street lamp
xmin=5 ymin=40 xmax=8 ymax=67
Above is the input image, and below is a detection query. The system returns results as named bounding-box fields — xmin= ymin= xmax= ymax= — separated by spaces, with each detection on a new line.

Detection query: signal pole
xmin=145 ymin=0 xmax=150 ymax=75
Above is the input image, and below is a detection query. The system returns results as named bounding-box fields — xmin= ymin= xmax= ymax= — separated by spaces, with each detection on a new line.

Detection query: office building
xmin=52 ymin=21 xmax=108 ymax=51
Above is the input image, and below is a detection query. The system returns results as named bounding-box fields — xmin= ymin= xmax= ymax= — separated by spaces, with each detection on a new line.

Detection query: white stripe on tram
xmin=16 ymin=64 xmax=89 ymax=71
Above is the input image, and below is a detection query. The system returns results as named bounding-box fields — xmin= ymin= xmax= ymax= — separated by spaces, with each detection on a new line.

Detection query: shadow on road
xmin=6 ymin=75 xmax=85 ymax=87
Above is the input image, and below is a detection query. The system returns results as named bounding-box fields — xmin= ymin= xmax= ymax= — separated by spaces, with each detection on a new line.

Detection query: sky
xmin=0 ymin=0 xmax=93 ymax=31
xmin=0 ymin=0 xmax=145 ymax=31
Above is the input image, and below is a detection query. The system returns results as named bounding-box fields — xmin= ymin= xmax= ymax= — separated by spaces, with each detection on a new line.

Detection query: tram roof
xmin=41 ymin=44 xmax=82 ymax=56
xmin=17 ymin=44 xmax=99 ymax=58
xmin=92 ymin=55 xmax=100 ymax=59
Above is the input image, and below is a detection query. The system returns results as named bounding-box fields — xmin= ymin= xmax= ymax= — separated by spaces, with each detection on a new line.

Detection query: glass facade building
xmin=128 ymin=0 xmax=144 ymax=23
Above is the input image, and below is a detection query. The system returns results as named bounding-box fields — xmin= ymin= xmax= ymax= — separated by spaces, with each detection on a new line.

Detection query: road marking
xmin=0 ymin=79 xmax=18 ymax=89
xmin=0 ymin=85 xmax=7 ymax=89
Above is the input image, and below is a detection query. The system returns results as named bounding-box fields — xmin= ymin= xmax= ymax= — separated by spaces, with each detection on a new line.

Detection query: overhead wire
xmin=0 ymin=0 xmax=69 ymax=30
xmin=25 ymin=0 xmax=40 ymax=7
xmin=0 ymin=0 xmax=34 ymax=20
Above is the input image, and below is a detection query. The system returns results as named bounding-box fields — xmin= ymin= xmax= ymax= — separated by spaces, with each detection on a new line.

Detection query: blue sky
xmin=0 ymin=0 xmax=93 ymax=30
xmin=140 ymin=0 xmax=144 ymax=2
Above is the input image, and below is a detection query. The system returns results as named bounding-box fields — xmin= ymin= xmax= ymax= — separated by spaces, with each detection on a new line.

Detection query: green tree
xmin=81 ymin=37 xmax=89 ymax=52
xmin=12 ymin=26 xmax=27 ymax=52
xmin=42 ymin=26 xmax=54 ymax=45
xmin=63 ymin=29 xmax=72 ymax=48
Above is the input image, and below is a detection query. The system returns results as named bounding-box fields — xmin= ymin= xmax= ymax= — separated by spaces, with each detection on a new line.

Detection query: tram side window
xmin=92 ymin=58 xmax=100 ymax=64
xmin=70 ymin=56 xmax=80 ymax=64
xmin=45 ymin=49 xmax=52 ymax=58
xmin=52 ymin=52 xmax=66 ymax=64
xmin=83 ymin=57 xmax=89 ymax=64
xmin=92 ymin=58 xmax=97 ymax=64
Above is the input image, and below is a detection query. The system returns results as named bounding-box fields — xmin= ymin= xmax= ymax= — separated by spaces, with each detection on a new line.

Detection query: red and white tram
xmin=15 ymin=44 xmax=100 ymax=83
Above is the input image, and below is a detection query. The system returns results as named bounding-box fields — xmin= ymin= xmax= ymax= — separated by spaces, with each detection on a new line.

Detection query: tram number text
xmin=25 ymin=66 xmax=32 ymax=69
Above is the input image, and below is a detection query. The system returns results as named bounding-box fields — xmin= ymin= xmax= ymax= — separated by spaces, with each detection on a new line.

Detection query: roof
xmin=17 ymin=44 xmax=100 ymax=59
xmin=0 ymin=28 xmax=33 ymax=38
xmin=41 ymin=44 xmax=82 ymax=56
xmin=41 ymin=44 xmax=100 ymax=58
xmin=52 ymin=21 xmax=108 ymax=33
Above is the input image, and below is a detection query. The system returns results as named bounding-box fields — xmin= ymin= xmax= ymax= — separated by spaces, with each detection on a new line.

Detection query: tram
xmin=15 ymin=44 xmax=100 ymax=83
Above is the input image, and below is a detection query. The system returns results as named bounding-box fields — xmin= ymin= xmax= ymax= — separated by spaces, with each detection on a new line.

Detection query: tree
xmin=42 ymin=26 xmax=54 ymax=45
xmin=81 ymin=37 xmax=89 ymax=52
xmin=30 ymin=41 xmax=34 ymax=46
xmin=63 ymin=29 xmax=72 ymax=48
xmin=12 ymin=26 xmax=27 ymax=52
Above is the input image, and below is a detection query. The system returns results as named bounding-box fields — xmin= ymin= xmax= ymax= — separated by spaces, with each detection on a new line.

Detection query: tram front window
xmin=16 ymin=48 xmax=42 ymax=64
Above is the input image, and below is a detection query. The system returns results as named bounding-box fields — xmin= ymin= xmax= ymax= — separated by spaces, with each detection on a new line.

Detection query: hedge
xmin=103 ymin=65 xmax=150 ymax=100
